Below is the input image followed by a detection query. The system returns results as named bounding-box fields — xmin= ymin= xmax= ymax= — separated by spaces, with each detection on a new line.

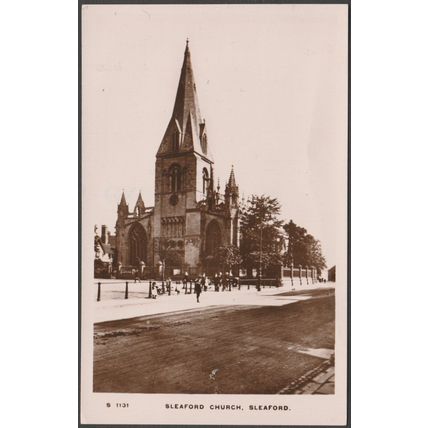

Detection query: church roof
xmin=157 ymin=41 xmax=213 ymax=161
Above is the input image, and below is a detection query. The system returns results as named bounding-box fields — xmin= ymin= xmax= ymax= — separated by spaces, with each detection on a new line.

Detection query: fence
xmin=94 ymin=279 xmax=209 ymax=302
xmin=281 ymin=267 xmax=320 ymax=286
xmin=94 ymin=276 xmax=292 ymax=302
xmin=94 ymin=264 xmax=326 ymax=302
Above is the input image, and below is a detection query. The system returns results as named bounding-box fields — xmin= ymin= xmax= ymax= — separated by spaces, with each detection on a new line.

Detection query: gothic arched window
xmin=170 ymin=164 xmax=182 ymax=193
xmin=202 ymin=168 xmax=209 ymax=195
xmin=129 ymin=223 xmax=148 ymax=266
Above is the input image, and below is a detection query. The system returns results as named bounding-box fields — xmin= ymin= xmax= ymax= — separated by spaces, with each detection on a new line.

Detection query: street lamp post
xmin=277 ymin=237 xmax=283 ymax=287
xmin=162 ymin=260 xmax=165 ymax=294
xmin=290 ymin=261 xmax=294 ymax=288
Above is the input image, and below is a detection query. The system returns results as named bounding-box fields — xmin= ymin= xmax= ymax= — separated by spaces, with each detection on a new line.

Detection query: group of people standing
xmin=183 ymin=272 xmax=239 ymax=303
xmin=146 ymin=272 xmax=239 ymax=303
xmin=211 ymin=272 xmax=239 ymax=292
xmin=182 ymin=273 xmax=206 ymax=303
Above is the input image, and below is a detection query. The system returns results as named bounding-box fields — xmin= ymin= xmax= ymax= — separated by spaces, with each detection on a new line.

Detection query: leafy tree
xmin=240 ymin=195 xmax=285 ymax=274
xmin=158 ymin=238 xmax=182 ymax=267
xmin=216 ymin=244 xmax=242 ymax=273
xmin=303 ymin=234 xmax=326 ymax=272
xmin=283 ymin=220 xmax=326 ymax=272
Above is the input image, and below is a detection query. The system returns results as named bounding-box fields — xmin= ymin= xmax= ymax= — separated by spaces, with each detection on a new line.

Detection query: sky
xmin=82 ymin=4 xmax=348 ymax=268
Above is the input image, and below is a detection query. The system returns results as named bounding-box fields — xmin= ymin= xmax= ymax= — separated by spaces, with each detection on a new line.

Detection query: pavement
xmin=93 ymin=279 xmax=335 ymax=323
xmin=277 ymin=354 xmax=335 ymax=395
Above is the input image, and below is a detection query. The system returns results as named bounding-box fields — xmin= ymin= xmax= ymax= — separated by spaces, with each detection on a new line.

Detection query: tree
xmin=303 ymin=234 xmax=326 ymax=272
xmin=283 ymin=220 xmax=326 ymax=273
xmin=240 ymin=195 xmax=285 ymax=275
xmin=94 ymin=235 xmax=101 ymax=259
xmin=216 ymin=244 xmax=242 ymax=273
xmin=158 ymin=238 xmax=183 ymax=267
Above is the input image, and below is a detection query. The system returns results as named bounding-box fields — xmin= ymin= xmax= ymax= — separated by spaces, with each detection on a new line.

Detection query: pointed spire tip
xmin=119 ymin=190 xmax=127 ymax=206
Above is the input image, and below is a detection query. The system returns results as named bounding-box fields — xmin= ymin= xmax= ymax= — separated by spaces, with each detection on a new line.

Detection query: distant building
xmin=106 ymin=42 xmax=240 ymax=277
xmin=94 ymin=225 xmax=114 ymax=278
xmin=328 ymin=265 xmax=336 ymax=282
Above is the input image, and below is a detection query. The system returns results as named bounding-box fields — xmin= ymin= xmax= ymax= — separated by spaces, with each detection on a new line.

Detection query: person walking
xmin=194 ymin=277 xmax=202 ymax=303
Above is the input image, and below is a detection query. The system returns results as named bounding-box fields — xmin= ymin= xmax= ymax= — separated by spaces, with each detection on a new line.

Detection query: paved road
xmin=93 ymin=288 xmax=335 ymax=394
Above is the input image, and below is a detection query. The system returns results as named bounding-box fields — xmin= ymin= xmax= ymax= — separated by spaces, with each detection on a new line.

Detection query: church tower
xmin=112 ymin=41 xmax=239 ymax=277
xmin=153 ymin=41 xmax=214 ymax=270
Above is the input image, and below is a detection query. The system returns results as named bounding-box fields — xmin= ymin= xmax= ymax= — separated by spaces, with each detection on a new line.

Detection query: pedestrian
xmin=194 ymin=277 xmax=202 ymax=303
xmin=213 ymin=273 xmax=219 ymax=292
xmin=152 ymin=282 xmax=158 ymax=299
xmin=221 ymin=272 xmax=228 ymax=291
xmin=183 ymin=271 xmax=189 ymax=293
xmin=134 ymin=269 xmax=141 ymax=283
xmin=201 ymin=273 xmax=207 ymax=292
xmin=139 ymin=260 xmax=145 ymax=278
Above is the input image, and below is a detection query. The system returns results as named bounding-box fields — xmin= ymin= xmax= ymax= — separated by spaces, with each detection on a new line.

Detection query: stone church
xmin=114 ymin=42 xmax=240 ymax=277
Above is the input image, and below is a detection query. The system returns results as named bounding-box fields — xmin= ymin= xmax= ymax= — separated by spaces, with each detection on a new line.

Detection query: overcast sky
xmin=82 ymin=4 xmax=348 ymax=268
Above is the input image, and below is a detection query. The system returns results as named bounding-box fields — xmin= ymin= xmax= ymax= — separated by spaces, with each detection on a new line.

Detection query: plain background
xmin=1 ymin=1 xmax=427 ymax=428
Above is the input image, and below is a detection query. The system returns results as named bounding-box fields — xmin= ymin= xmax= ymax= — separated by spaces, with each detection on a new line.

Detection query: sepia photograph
xmin=80 ymin=2 xmax=349 ymax=426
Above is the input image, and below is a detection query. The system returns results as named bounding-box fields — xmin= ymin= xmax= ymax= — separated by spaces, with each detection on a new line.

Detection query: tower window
xmin=202 ymin=168 xmax=209 ymax=195
xmin=170 ymin=164 xmax=182 ymax=193
xmin=201 ymin=134 xmax=207 ymax=154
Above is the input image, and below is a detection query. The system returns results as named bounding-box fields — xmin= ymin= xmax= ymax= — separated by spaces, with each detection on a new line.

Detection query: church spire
xmin=118 ymin=190 xmax=129 ymax=217
xmin=157 ymin=41 xmax=212 ymax=161
xmin=134 ymin=191 xmax=145 ymax=217
xmin=228 ymin=165 xmax=237 ymax=188
xmin=172 ymin=39 xmax=202 ymax=131
xmin=119 ymin=190 xmax=127 ymax=206
xmin=225 ymin=165 xmax=239 ymax=208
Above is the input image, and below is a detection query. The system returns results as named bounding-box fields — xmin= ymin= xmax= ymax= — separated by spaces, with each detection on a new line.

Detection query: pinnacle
xmin=135 ymin=191 xmax=145 ymax=209
xmin=228 ymin=165 xmax=237 ymax=187
xmin=119 ymin=190 xmax=127 ymax=206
